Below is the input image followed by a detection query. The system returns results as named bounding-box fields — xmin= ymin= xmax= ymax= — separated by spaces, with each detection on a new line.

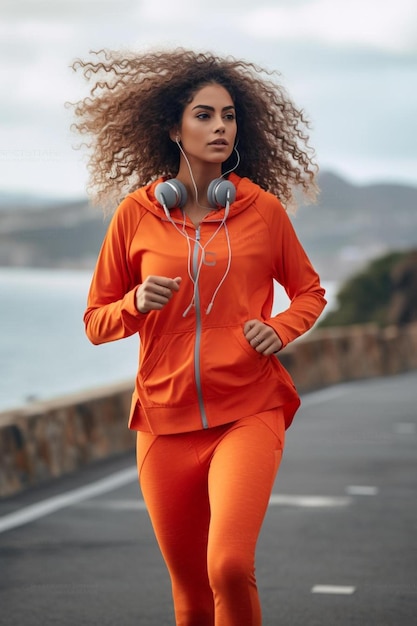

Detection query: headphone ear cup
xmin=155 ymin=179 xmax=187 ymax=209
xmin=207 ymin=178 xmax=236 ymax=208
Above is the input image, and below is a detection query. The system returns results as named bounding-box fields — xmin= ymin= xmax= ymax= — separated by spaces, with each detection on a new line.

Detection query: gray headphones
xmin=155 ymin=178 xmax=236 ymax=210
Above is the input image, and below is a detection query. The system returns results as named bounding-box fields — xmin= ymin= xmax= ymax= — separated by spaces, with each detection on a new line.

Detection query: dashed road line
xmin=269 ymin=494 xmax=352 ymax=507
xmin=311 ymin=585 xmax=356 ymax=595
xmin=77 ymin=494 xmax=353 ymax=511
xmin=78 ymin=499 xmax=147 ymax=511
xmin=394 ymin=422 xmax=416 ymax=435
xmin=345 ymin=485 xmax=379 ymax=496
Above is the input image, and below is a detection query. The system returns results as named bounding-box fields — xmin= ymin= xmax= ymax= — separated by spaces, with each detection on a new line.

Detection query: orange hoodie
xmin=84 ymin=173 xmax=326 ymax=434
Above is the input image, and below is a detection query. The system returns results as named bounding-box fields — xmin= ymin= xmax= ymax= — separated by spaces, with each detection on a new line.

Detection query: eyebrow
xmin=191 ymin=104 xmax=236 ymax=112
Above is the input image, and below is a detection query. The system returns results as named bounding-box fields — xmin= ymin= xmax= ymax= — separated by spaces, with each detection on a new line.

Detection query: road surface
xmin=1 ymin=371 xmax=416 ymax=625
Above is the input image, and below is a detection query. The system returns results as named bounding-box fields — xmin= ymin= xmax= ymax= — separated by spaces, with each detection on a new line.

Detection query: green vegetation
xmin=319 ymin=249 xmax=417 ymax=328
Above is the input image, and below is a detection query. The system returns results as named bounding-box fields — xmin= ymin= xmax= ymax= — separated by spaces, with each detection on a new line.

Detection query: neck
xmin=177 ymin=161 xmax=222 ymax=184
xmin=176 ymin=160 xmax=223 ymax=209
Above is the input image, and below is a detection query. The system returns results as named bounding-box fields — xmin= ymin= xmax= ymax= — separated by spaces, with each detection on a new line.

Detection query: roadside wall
xmin=1 ymin=321 xmax=417 ymax=498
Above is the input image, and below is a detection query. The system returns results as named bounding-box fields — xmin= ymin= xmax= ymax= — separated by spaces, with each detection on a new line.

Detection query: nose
xmin=214 ymin=115 xmax=226 ymax=133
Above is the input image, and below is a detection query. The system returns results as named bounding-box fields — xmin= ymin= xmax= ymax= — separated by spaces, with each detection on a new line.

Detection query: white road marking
xmin=0 ymin=466 xmax=138 ymax=534
xmin=269 ymin=494 xmax=352 ymax=507
xmin=394 ymin=422 xmax=416 ymax=435
xmin=345 ymin=485 xmax=379 ymax=496
xmin=77 ymin=494 xmax=353 ymax=512
xmin=78 ymin=499 xmax=147 ymax=511
xmin=1 ymin=481 xmax=356 ymax=535
xmin=311 ymin=585 xmax=356 ymax=595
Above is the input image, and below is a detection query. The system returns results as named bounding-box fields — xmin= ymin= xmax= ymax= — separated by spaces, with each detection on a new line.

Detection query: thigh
xmin=208 ymin=408 xmax=285 ymax=547
xmin=137 ymin=432 xmax=211 ymax=578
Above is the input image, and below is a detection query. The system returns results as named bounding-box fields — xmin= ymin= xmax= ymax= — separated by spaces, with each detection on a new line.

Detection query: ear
xmin=169 ymin=127 xmax=180 ymax=142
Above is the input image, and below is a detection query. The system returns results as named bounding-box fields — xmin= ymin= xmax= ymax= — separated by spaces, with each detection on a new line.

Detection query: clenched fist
xmin=136 ymin=275 xmax=182 ymax=314
xmin=243 ymin=319 xmax=283 ymax=356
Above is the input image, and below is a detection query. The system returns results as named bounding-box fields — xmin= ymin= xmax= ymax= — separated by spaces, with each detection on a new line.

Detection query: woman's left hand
xmin=243 ymin=319 xmax=283 ymax=356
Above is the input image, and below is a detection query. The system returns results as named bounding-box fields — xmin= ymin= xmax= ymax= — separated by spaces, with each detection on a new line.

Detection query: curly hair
xmin=69 ymin=48 xmax=319 ymax=212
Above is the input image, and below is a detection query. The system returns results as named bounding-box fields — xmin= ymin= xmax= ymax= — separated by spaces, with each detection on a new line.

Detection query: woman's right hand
xmin=135 ymin=276 xmax=182 ymax=313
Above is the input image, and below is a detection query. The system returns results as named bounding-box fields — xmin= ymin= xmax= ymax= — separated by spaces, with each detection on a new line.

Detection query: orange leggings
xmin=136 ymin=408 xmax=285 ymax=626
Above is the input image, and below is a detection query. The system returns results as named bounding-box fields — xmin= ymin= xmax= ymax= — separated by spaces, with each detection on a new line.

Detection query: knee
xmin=208 ymin=550 xmax=254 ymax=593
xmin=174 ymin=608 xmax=214 ymax=626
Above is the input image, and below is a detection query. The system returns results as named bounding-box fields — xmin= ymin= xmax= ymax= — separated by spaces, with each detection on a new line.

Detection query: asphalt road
xmin=1 ymin=371 xmax=416 ymax=625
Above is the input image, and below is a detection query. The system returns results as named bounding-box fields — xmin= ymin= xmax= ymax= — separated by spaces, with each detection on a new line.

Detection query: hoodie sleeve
xmin=264 ymin=199 xmax=327 ymax=348
xmin=83 ymin=197 xmax=146 ymax=345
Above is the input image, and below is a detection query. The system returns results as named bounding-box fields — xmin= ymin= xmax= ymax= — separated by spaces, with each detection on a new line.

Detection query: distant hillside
xmin=291 ymin=172 xmax=417 ymax=280
xmin=0 ymin=171 xmax=416 ymax=280
xmin=318 ymin=249 xmax=417 ymax=327
xmin=0 ymin=199 xmax=108 ymax=269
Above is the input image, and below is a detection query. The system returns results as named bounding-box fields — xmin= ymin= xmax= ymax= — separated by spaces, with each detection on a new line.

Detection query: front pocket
xmin=201 ymin=326 xmax=268 ymax=398
xmin=139 ymin=332 xmax=196 ymax=407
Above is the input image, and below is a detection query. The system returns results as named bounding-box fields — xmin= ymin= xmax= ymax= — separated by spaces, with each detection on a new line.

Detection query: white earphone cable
xmin=160 ymin=139 xmax=237 ymax=315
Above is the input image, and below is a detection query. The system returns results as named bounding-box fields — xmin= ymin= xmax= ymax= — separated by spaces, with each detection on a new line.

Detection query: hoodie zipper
xmin=193 ymin=226 xmax=209 ymax=429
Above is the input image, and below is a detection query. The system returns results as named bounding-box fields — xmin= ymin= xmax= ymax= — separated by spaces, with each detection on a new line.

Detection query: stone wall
xmin=0 ymin=382 xmax=135 ymax=498
xmin=1 ymin=322 xmax=417 ymax=498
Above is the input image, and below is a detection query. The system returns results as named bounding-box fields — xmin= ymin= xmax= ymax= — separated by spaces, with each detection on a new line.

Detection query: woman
xmin=72 ymin=48 xmax=326 ymax=626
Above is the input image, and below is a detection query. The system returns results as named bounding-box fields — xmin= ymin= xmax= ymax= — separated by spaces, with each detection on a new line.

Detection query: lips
xmin=209 ymin=139 xmax=229 ymax=146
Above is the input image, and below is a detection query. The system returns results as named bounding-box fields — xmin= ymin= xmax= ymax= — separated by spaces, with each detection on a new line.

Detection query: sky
xmin=1 ymin=0 xmax=416 ymax=200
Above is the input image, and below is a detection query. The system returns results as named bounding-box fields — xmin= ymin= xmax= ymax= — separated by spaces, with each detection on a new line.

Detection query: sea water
xmin=0 ymin=267 xmax=337 ymax=412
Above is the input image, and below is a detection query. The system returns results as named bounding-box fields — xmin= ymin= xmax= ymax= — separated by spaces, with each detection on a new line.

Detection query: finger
xmin=252 ymin=335 xmax=266 ymax=351
xmin=243 ymin=319 xmax=261 ymax=339
xmin=143 ymin=284 xmax=170 ymax=303
xmin=258 ymin=335 xmax=283 ymax=356
xmin=143 ymin=293 xmax=170 ymax=309
xmin=246 ymin=331 xmax=264 ymax=351
xmin=261 ymin=344 xmax=278 ymax=356
xmin=154 ymin=276 xmax=182 ymax=294
xmin=170 ymin=276 xmax=182 ymax=292
xmin=243 ymin=319 xmax=256 ymax=334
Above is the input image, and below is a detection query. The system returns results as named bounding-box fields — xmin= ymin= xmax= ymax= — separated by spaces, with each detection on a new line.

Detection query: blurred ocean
xmin=0 ymin=268 xmax=337 ymax=412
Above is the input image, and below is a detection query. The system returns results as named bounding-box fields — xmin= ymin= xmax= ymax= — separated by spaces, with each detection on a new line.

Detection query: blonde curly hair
xmin=69 ymin=48 xmax=319 ymax=212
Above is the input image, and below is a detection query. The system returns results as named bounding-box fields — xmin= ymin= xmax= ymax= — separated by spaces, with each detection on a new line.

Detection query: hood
xmin=129 ymin=173 xmax=261 ymax=222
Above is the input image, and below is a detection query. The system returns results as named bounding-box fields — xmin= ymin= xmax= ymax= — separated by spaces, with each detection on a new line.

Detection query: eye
xmin=224 ymin=113 xmax=236 ymax=121
xmin=196 ymin=112 xmax=210 ymax=120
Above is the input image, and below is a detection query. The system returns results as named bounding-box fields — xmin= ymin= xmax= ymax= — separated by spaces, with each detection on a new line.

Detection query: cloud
xmin=238 ymin=0 xmax=417 ymax=53
xmin=0 ymin=0 xmax=416 ymax=196
xmin=1 ymin=0 xmax=137 ymax=21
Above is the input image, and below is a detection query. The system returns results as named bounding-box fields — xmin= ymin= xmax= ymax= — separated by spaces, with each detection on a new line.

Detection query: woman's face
xmin=176 ymin=83 xmax=237 ymax=167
